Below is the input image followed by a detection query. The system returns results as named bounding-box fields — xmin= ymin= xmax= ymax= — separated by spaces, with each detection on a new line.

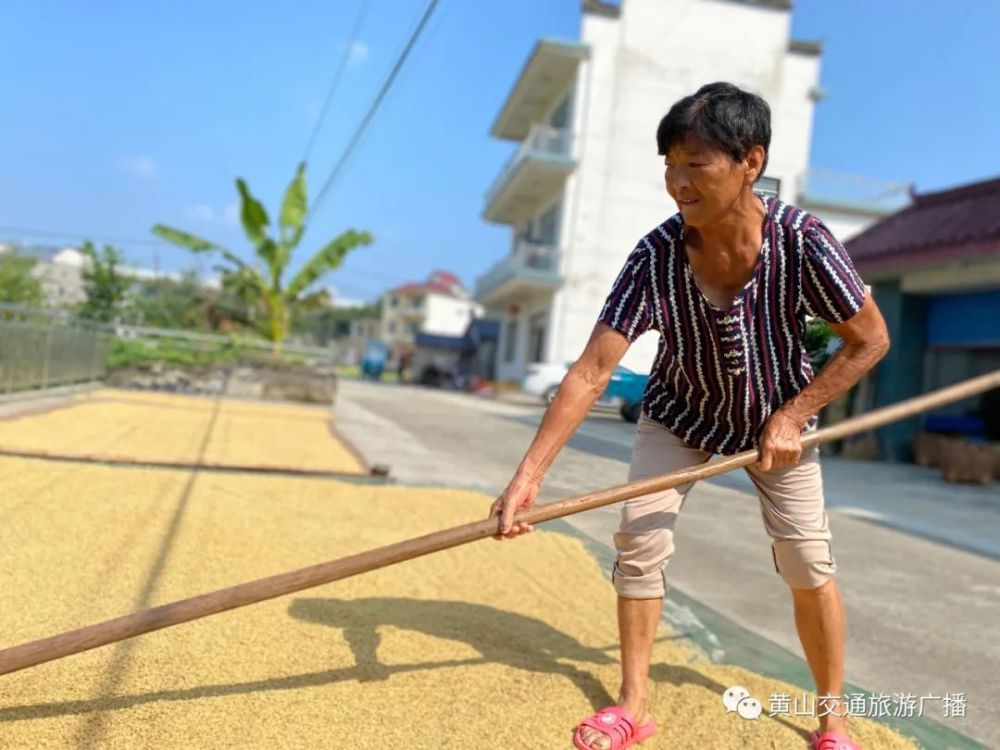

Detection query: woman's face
xmin=664 ymin=134 xmax=760 ymax=226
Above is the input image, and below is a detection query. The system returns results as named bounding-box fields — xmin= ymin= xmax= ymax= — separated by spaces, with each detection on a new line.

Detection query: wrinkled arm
xmin=780 ymin=293 xmax=890 ymax=427
xmin=759 ymin=293 xmax=890 ymax=470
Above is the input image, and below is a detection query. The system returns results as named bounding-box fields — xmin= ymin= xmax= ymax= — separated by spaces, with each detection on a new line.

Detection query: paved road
xmin=336 ymin=379 xmax=1000 ymax=747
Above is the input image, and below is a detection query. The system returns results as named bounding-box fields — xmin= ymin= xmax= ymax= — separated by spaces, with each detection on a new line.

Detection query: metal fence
xmin=0 ymin=317 xmax=107 ymax=394
xmin=0 ymin=302 xmax=338 ymax=395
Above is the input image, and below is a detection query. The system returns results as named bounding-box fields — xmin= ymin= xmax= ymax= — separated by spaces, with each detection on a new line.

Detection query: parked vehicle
xmin=523 ymin=361 xmax=573 ymax=403
xmin=604 ymin=368 xmax=649 ymax=422
xmin=524 ymin=362 xmax=645 ymax=416
xmin=361 ymin=340 xmax=389 ymax=380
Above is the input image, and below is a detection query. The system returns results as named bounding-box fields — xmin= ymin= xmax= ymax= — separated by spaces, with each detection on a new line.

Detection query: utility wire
xmin=302 ymin=0 xmax=372 ymax=164
xmin=306 ymin=0 xmax=441 ymax=225
xmin=0 ymin=223 xmax=409 ymax=283
xmin=0 ymin=225 xmax=167 ymax=248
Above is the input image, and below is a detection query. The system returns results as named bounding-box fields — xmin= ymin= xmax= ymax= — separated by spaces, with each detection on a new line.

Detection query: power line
xmin=306 ymin=0 xmax=441 ymax=224
xmin=0 ymin=223 xmax=411 ymax=284
xmin=336 ymin=264 xmax=409 ymax=282
xmin=0 ymin=225 xmax=168 ymax=248
xmin=302 ymin=0 xmax=372 ymax=164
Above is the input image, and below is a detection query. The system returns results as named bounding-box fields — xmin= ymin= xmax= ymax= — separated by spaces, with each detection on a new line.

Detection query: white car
xmin=522 ymin=362 xmax=634 ymax=405
xmin=522 ymin=361 xmax=572 ymax=403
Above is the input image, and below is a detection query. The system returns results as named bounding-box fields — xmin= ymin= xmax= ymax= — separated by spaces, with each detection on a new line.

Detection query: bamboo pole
xmin=1 ymin=369 xmax=998 ymax=677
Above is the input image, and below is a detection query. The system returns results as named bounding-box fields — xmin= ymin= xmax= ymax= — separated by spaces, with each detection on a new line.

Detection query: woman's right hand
xmin=488 ymin=472 xmax=540 ymax=541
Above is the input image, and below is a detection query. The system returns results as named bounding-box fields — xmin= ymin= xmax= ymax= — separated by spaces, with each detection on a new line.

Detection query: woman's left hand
xmin=757 ymin=410 xmax=805 ymax=471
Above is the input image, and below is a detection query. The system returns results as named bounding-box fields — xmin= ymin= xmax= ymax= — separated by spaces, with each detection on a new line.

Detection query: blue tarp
xmin=927 ymin=290 xmax=1000 ymax=347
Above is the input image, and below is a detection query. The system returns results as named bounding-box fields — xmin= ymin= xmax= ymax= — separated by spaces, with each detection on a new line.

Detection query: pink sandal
xmin=811 ymin=730 xmax=861 ymax=750
xmin=573 ymin=706 xmax=657 ymax=749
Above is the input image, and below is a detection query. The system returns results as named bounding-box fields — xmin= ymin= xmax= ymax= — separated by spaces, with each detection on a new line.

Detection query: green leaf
xmin=0 ymin=248 xmax=44 ymax=307
xmin=153 ymin=224 xmax=248 ymax=271
xmin=152 ymin=225 xmax=219 ymax=253
xmin=293 ymin=288 xmax=331 ymax=313
xmin=221 ymin=267 xmax=268 ymax=306
xmin=280 ymin=162 xmax=308 ymax=239
xmin=255 ymin=237 xmax=287 ymax=292
xmin=256 ymin=237 xmax=278 ymax=267
xmin=236 ymin=178 xmax=271 ymax=246
xmin=285 ymin=229 xmax=373 ymax=301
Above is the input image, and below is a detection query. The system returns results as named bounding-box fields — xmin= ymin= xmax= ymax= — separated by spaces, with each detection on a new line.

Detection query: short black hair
xmin=656 ymin=82 xmax=771 ymax=175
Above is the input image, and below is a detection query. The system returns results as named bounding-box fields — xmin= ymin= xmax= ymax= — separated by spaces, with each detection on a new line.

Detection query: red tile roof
xmin=391 ymin=282 xmax=458 ymax=297
xmin=390 ymin=270 xmax=466 ymax=298
xmin=846 ymin=175 xmax=1000 ymax=271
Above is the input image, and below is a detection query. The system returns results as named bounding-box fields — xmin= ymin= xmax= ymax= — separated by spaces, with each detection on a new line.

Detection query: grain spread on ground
xmin=0 ymin=394 xmax=916 ymax=748
xmin=0 ymin=389 xmax=362 ymax=473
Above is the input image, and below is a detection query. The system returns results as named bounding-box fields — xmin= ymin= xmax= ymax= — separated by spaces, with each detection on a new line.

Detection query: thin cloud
xmin=185 ymin=203 xmax=239 ymax=228
xmin=120 ymin=156 xmax=159 ymax=179
xmin=347 ymin=40 xmax=369 ymax=66
xmin=187 ymin=204 xmax=215 ymax=221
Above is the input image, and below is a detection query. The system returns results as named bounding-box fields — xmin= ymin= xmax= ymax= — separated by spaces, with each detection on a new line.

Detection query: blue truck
xmin=604 ymin=367 xmax=649 ymax=423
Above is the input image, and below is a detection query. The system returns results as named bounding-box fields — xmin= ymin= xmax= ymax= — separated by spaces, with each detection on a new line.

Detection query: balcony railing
xmin=475 ymin=241 xmax=560 ymax=301
xmin=797 ymin=169 xmax=912 ymax=214
xmin=484 ymin=124 xmax=573 ymax=210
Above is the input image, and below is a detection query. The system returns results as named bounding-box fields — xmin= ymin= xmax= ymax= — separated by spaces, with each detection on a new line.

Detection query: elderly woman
xmin=488 ymin=82 xmax=888 ymax=750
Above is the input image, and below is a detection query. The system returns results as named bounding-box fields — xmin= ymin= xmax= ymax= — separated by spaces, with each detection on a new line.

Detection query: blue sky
xmin=1 ymin=1 xmax=997 ymax=303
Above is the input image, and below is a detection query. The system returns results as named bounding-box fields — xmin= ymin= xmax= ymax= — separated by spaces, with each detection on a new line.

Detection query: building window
xmin=388 ymin=322 xmax=396 ymax=334
xmin=528 ymin=313 xmax=546 ymax=363
xmin=390 ymin=296 xmax=399 ymax=308
xmin=754 ymin=175 xmax=781 ymax=199
xmin=504 ymin=319 xmax=518 ymax=363
xmin=549 ymin=93 xmax=571 ymax=129
xmin=533 ymin=202 xmax=561 ymax=246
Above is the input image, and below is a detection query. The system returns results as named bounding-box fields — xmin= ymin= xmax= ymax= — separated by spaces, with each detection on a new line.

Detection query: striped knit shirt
xmin=597 ymin=196 xmax=867 ymax=455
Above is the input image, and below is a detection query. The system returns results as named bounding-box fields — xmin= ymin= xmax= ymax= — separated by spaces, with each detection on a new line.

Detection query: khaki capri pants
xmin=612 ymin=414 xmax=837 ymax=598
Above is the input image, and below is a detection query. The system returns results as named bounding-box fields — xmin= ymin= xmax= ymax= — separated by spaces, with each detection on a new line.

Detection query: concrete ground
xmin=336 ymin=378 xmax=1000 ymax=748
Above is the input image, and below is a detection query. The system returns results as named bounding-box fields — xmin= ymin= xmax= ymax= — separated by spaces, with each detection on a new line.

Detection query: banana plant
xmin=152 ymin=163 xmax=372 ymax=349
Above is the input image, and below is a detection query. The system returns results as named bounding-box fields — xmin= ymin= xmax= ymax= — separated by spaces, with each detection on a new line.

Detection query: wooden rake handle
xmin=1 ymin=369 xmax=998 ymax=677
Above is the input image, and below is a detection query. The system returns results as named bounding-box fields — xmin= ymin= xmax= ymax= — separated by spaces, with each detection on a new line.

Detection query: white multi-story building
xmin=477 ymin=0 xmax=908 ymax=383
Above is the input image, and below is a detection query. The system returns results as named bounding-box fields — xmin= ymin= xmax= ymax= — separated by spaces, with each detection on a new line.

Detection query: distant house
xmin=350 ymin=316 xmax=381 ymax=342
xmin=411 ymin=317 xmax=501 ymax=386
xmin=5 ymin=243 xmax=211 ymax=310
xmin=846 ymin=175 xmax=1000 ymax=459
xmin=337 ymin=313 xmax=382 ymax=367
xmin=17 ymin=246 xmax=89 ymax=307
xmin=381 ymin=270 xmax=484 ymax=366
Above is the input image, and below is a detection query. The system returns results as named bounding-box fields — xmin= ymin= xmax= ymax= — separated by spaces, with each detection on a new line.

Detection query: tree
xmin=152 ymin=163 xmax=372 ymax=349
xmin=79 ymin=241 xmax=131 ymax=322
xmin=131 ymin=270 xmax=253 ymax=332
xmin=804 ymin=318 xmax=836 ymax=369
xmin=0 ymin=248 xmax=44 ymax=307
xmin=294 ymin=300 xmax=381 ymax=345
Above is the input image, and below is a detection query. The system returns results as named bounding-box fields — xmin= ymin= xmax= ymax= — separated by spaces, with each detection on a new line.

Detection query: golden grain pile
xmin=0 ymin=396 xmax=916 ymax=748
xmin=0 ymin=389 xmax=362 ymax=473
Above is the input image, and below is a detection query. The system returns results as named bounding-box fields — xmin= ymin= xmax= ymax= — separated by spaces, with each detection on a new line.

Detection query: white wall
xmin=497 ymin=307 xmax=527 ymax=382
xmin=424 ymin=294 xmax=482 ymax=337
xmin=550 ymin=0 xmax=819 ymax=374
xmin=495 ymin=295 xmax=554 ymax=382
xmin=31 ymin=260 xmax=87 ymax=307
xmin=380 ymin=291 xmax=419 ymax=346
